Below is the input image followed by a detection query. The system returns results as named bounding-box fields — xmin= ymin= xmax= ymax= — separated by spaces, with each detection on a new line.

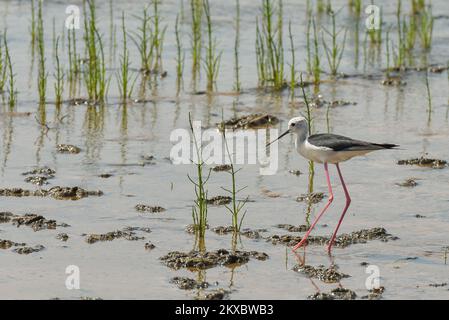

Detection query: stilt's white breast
xmin=297 ymin=139 xmax=333 ymax=163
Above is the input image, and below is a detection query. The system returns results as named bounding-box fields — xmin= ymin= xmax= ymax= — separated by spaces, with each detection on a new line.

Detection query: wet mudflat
xmin=1 ymin=0 xmax=449 ymax=300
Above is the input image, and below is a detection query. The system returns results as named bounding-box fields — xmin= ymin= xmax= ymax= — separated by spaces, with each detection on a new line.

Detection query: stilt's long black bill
xmin=266 ymin=130 xmax=289 ymax=148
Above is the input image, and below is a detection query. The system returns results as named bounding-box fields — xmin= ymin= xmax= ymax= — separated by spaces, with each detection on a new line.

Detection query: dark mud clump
xmin=329 ymin=100 xmax=357 ymax=107
xmin=140 ymin=154 xmax=154 ymax=161
xmin=308 ymin=288 xmax=357 ymax=300
xmin=185 ymin=224 xmax=209 ymax=234
xmin=24 ymin=176 xmax=50 ymax=186
xmin=22 ymin=167 xmax=56 ymax=177
xmin=48 ymin=186 xmax=103 ymax=200
xmin=307 ymin=292 xmax=334 ymax=300
xmin=291 ymin=96 xmax=355 ymax=109
xmin=160 ymin=249 xmax=268 ymax=270
xmin=196 ymin=288 xmax=230 ymax=300
xmin=22 ymin=166 xmax=56 ymax=186
xmin=13 ymin=245 xmax=45 ymax=255
xmin=0 ymin=239 xmax=26 ymax=249
xmin=293 ymin=264 xmax=350 ymax=283
xmin=123 ymin=226 xmax=152 ymax=233
xmin=267 ymin=234 xmax=305 ymax=247
xmin=160 ymin=251 xmax=217 ymax=270
xmin=361 ymin=286 xmax=385 ymax=300
xmin=211 ymin=226 xmax=265 ymax=239
xmin=296 ymin=192 xmax=325 ymax=204
xmin=0 ymin=188 xmax=46 ymax=197
xmin=68 ymin=98 xmax=90 ymax=106
xmin=276 ymin=224 xmax=308 ymax=232
xmin=261 ymin=188 xmax=281 ymax=198
xmin=429 ymin=283 xmax=447 ymax=288
xmin=267 ymin=227 xmax=398 ymax=248
xmin=207 ymin=196 xmax=232 ymax=206
xmin=317 ymin=227 xmax=398 ymax=248
xmin=1 ymin=239 xmax=45 ymax=255
xmin=396 ymin=178 xmax=418 ymax=187
xmin=0 ymin=187 xmax=103 ymax=200
xmin=56 ymin=144 xmax=81 ymax=154
xmin=144 ymin=242 xmax=156 ymax=251
xmin=428 ymin=65 xmax=447 ymax=73
xmin=218 ymin=113 xmax=279 ymax=130
xmin=211 ymin=226 xmax=235 ymax=235
xmin=170 ymin=277 xmax=209 ymax=290
xmin=85 ymin=228 xmax=146 ymax=244
xmin=0 ymin=212 xmax=68 ymax=231
xmin=139 ymin=154 xmax=156 ymax=166
xmin=56 ymin=233 xmax=69 ymax=242
xmin=13 ymin=214 xmax=58 ymax=231
xmin=98 ymin=173 xmax=114 ymax=178
xmin=291 ymin=97 xmax=323 ymax=109
xmin=212 ymin=164 xmax=232 ymax=172
xmin=0 ymin=212 xmax=13 ymax=223
xmin=240 ymin=228 xmax=266 ymax=239
xmin=397 ymin=157 xmax=447 ymax=169
xmin=135 ymin=204 xmax=166 ymax=213
xmin=381 ymin=76 xmax=406 ymax=86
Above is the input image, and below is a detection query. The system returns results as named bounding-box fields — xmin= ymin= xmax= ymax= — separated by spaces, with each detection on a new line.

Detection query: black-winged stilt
xmin=268 ymin=116 xmax=398 ymax=254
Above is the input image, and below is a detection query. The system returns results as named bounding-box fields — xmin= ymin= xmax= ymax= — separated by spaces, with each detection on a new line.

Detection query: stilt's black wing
xmin=308 ymin=134 xmax=398 ymax=151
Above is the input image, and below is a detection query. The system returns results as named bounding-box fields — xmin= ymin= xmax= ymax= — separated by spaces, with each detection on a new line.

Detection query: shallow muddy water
xmin=1 ymin=0 xmax=449 ymax=299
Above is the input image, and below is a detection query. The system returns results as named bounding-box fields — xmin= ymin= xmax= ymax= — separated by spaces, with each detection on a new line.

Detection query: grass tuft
xmin=322 ymin=10 xmax=347 ymax=77
xmin=117 ymin=12 xmax=136 ymax=103
xmin=54 ymin=37 xmax=64 ymax=106
xmin=187 ymin=113 xmax=211 ymax=241
xmin=255 ymin=0 xmax=285 ymax=90
xmin=37 ymin=0 xmax=47 ymax=105
xmin=203 ymin=0 xmax=221 ymax=92
xmin=3 ymin=31 xmax=17 ymax=109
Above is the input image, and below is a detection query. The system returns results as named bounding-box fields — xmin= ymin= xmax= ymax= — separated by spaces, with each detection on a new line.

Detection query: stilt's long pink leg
xmin=327 ymin=163 xmax=352 ymax=254
xmin=292 ymin=162 xmax=334 ymax=251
